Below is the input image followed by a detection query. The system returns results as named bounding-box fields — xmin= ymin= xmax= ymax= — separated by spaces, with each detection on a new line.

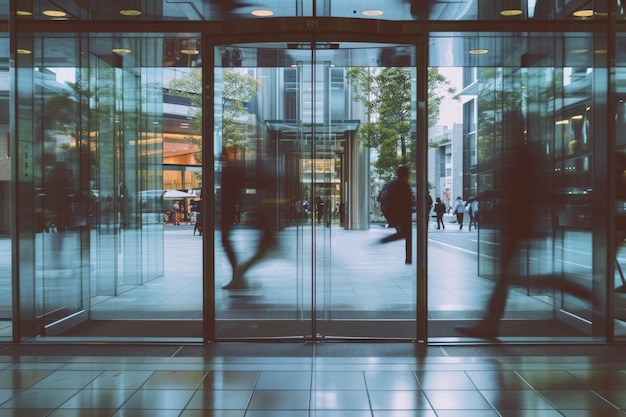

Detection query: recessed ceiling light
xmin=362 ymin=9 xmax=383 ymax=16
xmin=17 ymin=49 xmax=32 ymax=55
xmin=468 ymin=49 xmax=488 ymax=55
xmin=573 ymin=9 xmax=593 ymax=17
xmin=112 ymin=48 xmax=132 ymax=55
xmin=16 ymin=10 xmax=32 ymax=16
xmin=500 ymin=9 xmax=522 ymax=16
xmin=594 ymin=49 xmax=608 ymax=54
xmin=43 ymin=10 xmax=66 ymax=17
xmin=251 ymin=9 xmax=273 ymax=16
xmin=570 ymin=48 xmax=589 ymax=54
xmin=120 ymin=9 xmax=142 ymax=16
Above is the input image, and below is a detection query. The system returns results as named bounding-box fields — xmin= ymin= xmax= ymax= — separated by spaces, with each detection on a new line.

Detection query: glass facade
xmin=2 ymin=0 xmax=624 ymax=343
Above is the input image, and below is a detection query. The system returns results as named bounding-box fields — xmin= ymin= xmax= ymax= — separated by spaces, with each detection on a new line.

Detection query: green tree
xmin=167 ymin=68 xmax=259 ymax=162
xmin=347 ymin=67 xmax=457 ymax=181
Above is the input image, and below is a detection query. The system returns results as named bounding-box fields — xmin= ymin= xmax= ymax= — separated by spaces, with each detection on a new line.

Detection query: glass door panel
xmin=214 ymin=42 xmax=418 ymax=340
xmin=17 ymin=33 xmax=203 ymax=340
xmin=427 ymin=33 xmax=602 ymax=341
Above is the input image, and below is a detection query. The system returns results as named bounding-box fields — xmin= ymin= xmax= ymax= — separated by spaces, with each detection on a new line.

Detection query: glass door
xmin=214 ymin=41 xmax=419 ymax=340
xmin=16 ymin=33 xmax=204 ymax=340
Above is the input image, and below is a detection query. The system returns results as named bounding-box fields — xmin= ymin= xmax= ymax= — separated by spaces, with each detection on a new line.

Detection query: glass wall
xmin=14 ymin=33 xmax=203 ymax=340
xmin=7 ymin=0 xmax=625 ymax=343
xmin=428 ymin=32 xmax=607 ymax=340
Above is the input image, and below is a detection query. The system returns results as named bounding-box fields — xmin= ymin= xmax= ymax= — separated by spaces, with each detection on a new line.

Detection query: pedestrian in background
xmin=452 ymin=196 xmax=465 ymax=230
xmin=434 ymin=197 xmax=446 ymax=230
xmin=468 ymin=198 xmax=479 ymax=231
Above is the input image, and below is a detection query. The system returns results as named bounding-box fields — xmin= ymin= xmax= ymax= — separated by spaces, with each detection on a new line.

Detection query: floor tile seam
xmin=4 ymin=356 xmax=626 ymax=371
xmin=530 ymin=387 xmax=625 ymax=412
xmin=585 ymin=388 xmax=626 ymax=411
xmin=6 ymin=361 xmax=626 ymax=373
xmin=2 ymin=355 xmax=614 ymax=364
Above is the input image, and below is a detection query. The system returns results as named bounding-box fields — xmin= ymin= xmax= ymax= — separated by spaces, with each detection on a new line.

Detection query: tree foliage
xmin=167 ymin=68 xmax=259 ymax=161
xmin=347 ymin=67 xmax=457 ymax=182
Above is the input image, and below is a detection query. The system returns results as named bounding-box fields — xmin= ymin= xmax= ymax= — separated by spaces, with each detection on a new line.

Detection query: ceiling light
xmin=362 ymin=9 xmax=383 ymax=16
xmin=573 ymin=9 xmax=593 ymax=17
xmin=16 ymin=10 xmax=32 ymax=16
xmin=112 ymin=48 xmax=132 ymax=55
xmin=468 ymin=49 xmax=488 ymax=55
xmin=43 ymin=10 xmax=67 ymax=17
xmin=570 ymin=48 xmax=589 ymax=54
xmin=120 ymin=9 xmax=142 ymax=16
xmin=500 ymin=9 xmax=522 ymax=16
xmin=17 ymin=49 xmax=32 ymax=55
xmin=251 ymin=9 xmax=273 ymax=16
xmin=180 ymin=39 xmax=200 ymax=55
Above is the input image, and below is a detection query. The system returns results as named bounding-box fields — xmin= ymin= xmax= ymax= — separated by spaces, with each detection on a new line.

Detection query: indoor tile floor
xmin=0 ymin=343 xmax=623 ymax=416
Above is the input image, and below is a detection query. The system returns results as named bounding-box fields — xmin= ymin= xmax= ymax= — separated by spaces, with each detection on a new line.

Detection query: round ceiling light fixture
xmin=362 ymin=9 xmax=383 ymax=16
xmin=500 ymin=9 xmax=522 ymax=16
xmin=251 ymin=9 xmax=274 ymax=16
xmin=43 ymin=10 xmax=67 ymax=17
xmin=120 ymin=9 xmax=142 ymax=16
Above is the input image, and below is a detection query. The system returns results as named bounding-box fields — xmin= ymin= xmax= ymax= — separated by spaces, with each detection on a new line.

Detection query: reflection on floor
xmin=0 ymin=343 xmax=623 ymax=416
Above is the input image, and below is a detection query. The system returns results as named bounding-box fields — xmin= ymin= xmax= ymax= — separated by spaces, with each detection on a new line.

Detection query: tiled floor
xmin=0 ymin=343 xmax=623 ymax=416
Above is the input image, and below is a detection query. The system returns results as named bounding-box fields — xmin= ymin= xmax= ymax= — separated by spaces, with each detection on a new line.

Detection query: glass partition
xmin=14 ymin=33 xmax=203 ymax=340
xmin=428 ymin=32 xmax=606 ymax=340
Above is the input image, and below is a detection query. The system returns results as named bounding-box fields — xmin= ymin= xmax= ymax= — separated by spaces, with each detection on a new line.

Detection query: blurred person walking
xmin=451 ymin=196 xmax=466 ymax=229
xmin=467 ymin=197 xmax=479 ymax=231
xmin=221 ymin=152 xmax=278 ymax=290
xmin=379 ymin=165 xmax=414 ymax=264
xmin=456 ymin=141 xmax=591 ymax=338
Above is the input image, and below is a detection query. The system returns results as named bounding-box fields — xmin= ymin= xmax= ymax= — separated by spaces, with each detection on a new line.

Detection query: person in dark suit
xmin=380 ymin=165 xmax=414 ymax=264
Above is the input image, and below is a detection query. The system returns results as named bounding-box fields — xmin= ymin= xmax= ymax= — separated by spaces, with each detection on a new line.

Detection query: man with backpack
xmin=378 ymin=165 xmax=414 ymax=264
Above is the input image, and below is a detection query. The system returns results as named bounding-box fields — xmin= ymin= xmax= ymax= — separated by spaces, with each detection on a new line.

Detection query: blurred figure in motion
xmin=456 ymin=140 xmax=592 ymax=338
xmin=451 ymin=196 xmax=465 ymax=230
xmin=379 ymin=165 xmax=414 ymax=264
xmin=467 ymin=197 xmax=479 ymax=231
xmin=221 ymin=151 xmax=278 ymax=290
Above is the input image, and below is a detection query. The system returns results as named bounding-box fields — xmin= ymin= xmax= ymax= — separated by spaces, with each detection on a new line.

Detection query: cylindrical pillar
xmin=346 ymin=131 xmax=370 ymax=230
